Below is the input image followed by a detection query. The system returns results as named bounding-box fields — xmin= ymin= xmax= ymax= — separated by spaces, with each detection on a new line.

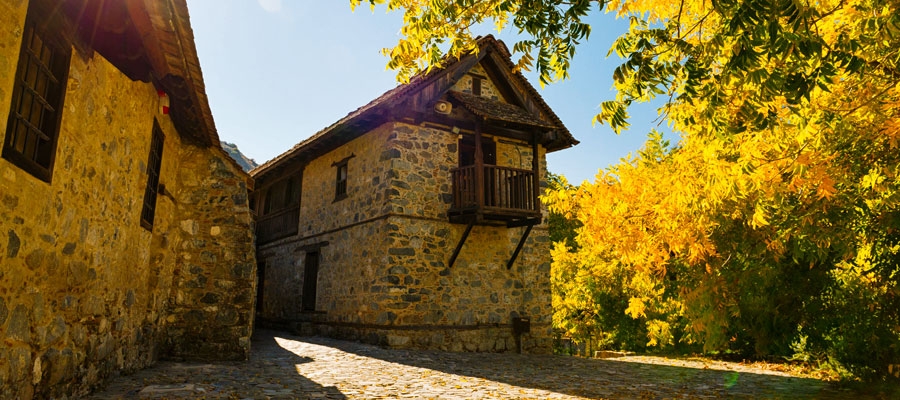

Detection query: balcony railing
xmin=256 ymin=206 xmax=299 ymax=244
xmin=450 ymin=165 xmax=539 ymax=220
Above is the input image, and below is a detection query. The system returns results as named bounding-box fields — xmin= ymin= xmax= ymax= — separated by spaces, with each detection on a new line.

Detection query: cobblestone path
xmin=87 ymin=329 xmax=861 ymax=399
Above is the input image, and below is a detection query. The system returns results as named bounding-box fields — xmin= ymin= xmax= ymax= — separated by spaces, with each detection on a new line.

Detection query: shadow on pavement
xmin=85 ymin=329 xmax=346 ymax=399
xmin=296 ymin=334 xmax=855 ymax=399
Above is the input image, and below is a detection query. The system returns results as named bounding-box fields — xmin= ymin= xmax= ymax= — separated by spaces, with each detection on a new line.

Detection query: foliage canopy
xmin=352 ymin=0 xmax=900 ymax=377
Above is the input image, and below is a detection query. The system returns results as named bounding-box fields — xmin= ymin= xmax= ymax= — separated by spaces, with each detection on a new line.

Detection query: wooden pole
xmin=475 ymin=121 xmax=485 ymax=211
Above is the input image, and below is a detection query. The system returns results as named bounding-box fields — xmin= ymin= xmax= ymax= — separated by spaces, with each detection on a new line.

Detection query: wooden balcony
xmin=449 ymin=164 xmax=541 ymax=224
xmin=256 ymin=207 xmax=299 ymax=244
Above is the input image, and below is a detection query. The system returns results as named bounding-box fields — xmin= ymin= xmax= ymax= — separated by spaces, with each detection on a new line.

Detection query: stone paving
xmin=86 ymin=329 xmax=866 ymax=399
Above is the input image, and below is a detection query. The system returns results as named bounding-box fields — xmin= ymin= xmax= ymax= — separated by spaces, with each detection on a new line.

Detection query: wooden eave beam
xmin=418 ymin=110 xmax=545 ymax=144
xmin=124 ymin=0 xmax=170 ymax=79
xmin=260 ymin=105 xmax=394 ymax=183
xmin=255 ymin=160 xmax=305 ymax=190
xmin=481 ymin=52 xmax=529 ymax=109
xmin=157 ymin=74 xmax=209 ymax=145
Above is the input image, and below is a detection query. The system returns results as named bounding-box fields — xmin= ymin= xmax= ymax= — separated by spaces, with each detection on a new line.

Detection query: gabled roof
xmin=252 ymin=35 xmax=578 ymax=180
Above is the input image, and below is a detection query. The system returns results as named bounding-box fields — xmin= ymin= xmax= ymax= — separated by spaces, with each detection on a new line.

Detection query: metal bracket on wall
xmin=448 ymin=217 xmax=476 ymax=268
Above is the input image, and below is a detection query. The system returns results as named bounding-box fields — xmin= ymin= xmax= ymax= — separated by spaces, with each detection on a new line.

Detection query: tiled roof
xmin=447 ymin=91 xmax=558 ymax=129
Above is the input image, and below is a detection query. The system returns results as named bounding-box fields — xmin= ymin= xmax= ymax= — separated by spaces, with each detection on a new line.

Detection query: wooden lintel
xmin=448 ymin=218 xmax=476 ymax=268
xmin=295 ymin=241 xmax=330 ymax=253
xmin=417 ymin=112 xmax=538 ymax=143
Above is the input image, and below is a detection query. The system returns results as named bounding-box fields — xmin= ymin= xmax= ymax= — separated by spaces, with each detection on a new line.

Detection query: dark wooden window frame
xmin=472 ymin=75 xmax=483 ymax=96
xmin=332 ymin=153 xmax=355 ymax=202
xmin=2 ymin=3 xmax=72 ymax=183
xmin=140 ymin=120 xmax=165 ymax=231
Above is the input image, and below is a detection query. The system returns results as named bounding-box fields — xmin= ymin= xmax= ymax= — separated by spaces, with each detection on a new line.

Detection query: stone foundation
xmin=310 ymin=322 xmax=552 ymax=354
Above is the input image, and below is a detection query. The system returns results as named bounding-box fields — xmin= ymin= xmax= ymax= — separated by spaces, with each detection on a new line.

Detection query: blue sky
xmin=185 ymin=0 xmax=668 ymax=185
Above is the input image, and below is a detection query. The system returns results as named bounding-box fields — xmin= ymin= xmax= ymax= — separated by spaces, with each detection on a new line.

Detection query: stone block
xmin=7 ymin=230 xmax=20 ymax=257
xmin=24 ymin=248 xmax=45 ymax=270
xmin=43 ymin=348 xmax=74 ymax=386
xmin=388 ymin=247 xmax=415 ymax=256
xmin=6 ymin=305 xmax=31 ymax=342
xmin=386 ymin=334 xmax=411 ymax=347
xmin=0 ymin=297 xmax=7 ymax=326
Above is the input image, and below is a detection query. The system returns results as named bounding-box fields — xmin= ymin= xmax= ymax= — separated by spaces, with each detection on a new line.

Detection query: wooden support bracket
xmin=448 ymin=217 xmax=476 ymax=268
xmin=507 ymin=218 xmax=539 ymax=270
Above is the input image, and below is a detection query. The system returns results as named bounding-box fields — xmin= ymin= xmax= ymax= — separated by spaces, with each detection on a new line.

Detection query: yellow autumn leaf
xmin=625 ymin=297 xmax=647 ymax=319
xmin=751 ymin=206 xmax=769 ymax=228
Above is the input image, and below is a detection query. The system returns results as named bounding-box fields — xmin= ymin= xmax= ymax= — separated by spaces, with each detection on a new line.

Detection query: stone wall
xmin=258 ymin=121 xmax=552 ymax=353
xmin=0 ymin=1 xmax=255 ymax=397
xmin=257 ymin=123 xmax=395 ymax=320
xmin=160 ymin=148 xmax=257 ymax=361
xmin=377 ymin=122 xmax=553 ymax=353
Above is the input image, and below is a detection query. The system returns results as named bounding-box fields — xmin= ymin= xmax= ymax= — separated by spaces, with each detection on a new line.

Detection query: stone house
xmin=0 ymin=0 xmax=256 ymax=398
xmin=252 ymin=36 xmax=577 ymax=353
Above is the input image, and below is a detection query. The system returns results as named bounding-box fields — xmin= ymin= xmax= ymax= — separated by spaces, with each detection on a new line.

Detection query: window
xmin=140 ymin=121 xmax=165 ymax=230
xmin=335 ymin=163 xmax=348 ymax=199
xmin=472 ymin=76 xmax=483 ymax=96
xmin=332 ymin=154 xmax=354 ymax=201
xmin=2 ymin=3 xmax=71 ymax=183
xmin=262 ymin=175 xmax=300 ymax=215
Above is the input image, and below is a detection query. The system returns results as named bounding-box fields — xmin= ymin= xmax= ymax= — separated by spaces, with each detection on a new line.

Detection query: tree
xmin=352 ymin=0 xmax=900 ymax=377
xmin=546 ymin=172 xmax=581 ymax=249
xmin=351 ymin=0 xmax=900 ymax=134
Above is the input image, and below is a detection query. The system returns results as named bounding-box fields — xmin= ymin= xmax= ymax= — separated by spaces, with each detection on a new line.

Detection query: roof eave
xmin=252 ymin=35 xmax=580 ymax=178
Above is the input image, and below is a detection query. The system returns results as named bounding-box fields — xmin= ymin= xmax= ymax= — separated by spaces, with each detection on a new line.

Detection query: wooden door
xmin=301 ymin=252 xmax=319 ymax=312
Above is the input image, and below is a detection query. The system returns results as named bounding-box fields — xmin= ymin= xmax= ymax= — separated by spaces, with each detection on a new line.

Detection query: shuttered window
xmin=332 ymin=154 xmax=354 ymax=201
xmin=140 ymin=122 xmax=165 ymax=230
xmin=2 ymin=5 xmax=71 ymax=183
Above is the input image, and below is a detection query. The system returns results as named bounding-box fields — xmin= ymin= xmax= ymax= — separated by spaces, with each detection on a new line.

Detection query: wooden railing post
xmin=474 ymin=122 xmax=485 ymax=212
